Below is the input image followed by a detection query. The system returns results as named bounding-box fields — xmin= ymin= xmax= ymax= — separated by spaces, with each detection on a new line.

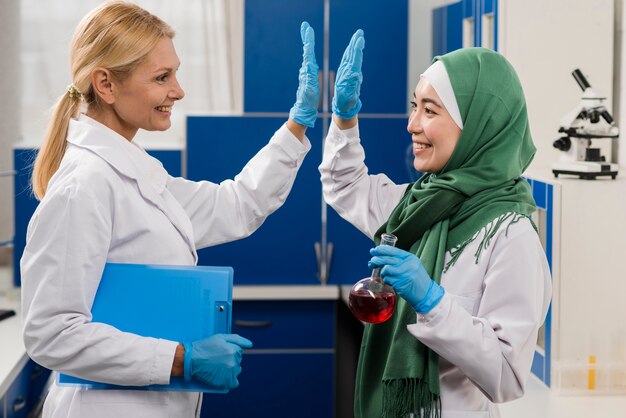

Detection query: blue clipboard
xmin=57 ymin=263 xmax=233 ymax=393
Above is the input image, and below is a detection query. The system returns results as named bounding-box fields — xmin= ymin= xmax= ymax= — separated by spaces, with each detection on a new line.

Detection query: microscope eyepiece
xmin=572 ymin=69 xmax=591 ymax=91
xmin=590 ymin=111 xmax=600 ymax=124
xmin=553 ymin=136 xmax=572 ymax=151
xmin=601 ymin=110 xmax=614 ymax=124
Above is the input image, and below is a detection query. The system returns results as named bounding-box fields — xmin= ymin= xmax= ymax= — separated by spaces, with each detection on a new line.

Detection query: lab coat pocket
xmin=450 ymin=289 xmax=482 ymax=316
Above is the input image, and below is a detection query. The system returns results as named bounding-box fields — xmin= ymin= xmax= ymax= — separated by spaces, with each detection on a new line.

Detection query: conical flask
xmin=348 ymin=233 xmax=398 ymax=324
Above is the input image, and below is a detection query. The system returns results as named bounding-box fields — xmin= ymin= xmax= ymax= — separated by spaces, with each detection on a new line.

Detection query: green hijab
xmin=354 ymin=48 xmax=537 ymax=418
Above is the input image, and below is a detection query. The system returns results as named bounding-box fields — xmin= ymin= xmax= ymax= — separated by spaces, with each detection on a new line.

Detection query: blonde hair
xmin=32 ymin=1 xmax=175 ymax=200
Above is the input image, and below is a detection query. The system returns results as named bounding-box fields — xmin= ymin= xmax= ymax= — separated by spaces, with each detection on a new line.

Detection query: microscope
xmin=552 ymin=69 xmax=619 ymax=179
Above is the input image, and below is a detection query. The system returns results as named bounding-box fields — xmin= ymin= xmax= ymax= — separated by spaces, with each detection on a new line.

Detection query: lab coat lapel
xmin=133 ymin=174 xmax=199 ymax=265
xmin=67 ymin=115 xmax=198 ymax=263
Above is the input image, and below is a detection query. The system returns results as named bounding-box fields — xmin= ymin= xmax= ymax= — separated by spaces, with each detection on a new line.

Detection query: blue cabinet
xmin=244 ymin=0 xmax=324 ymax=113
xmin=1 ymin=359 xmax=51 ymax=418
xmin=13 ymin=149 xmax=38 ymax=287
xmin=187 ymin=116 xmax=416 ymax=286
xmin=244 ymin=0 xmax=408 ymax=114
xmin=328 ymin=0 xmax=408 ymax=114
xmin=12 ymin=147 xmax=182 ymax=287
xmin=193 ymin=1 xmax=411 ymax=286
xmin=3 ymin=365 xmax=28 ymax=418
xmin=187 ymin=116 xmax=322 ymax=284
xmin=200 ymin=300 xmax=335 ymax=417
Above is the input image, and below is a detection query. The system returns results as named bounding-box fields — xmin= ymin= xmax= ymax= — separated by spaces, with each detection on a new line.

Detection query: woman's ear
xmin=90 ymin=68 xmax=116 ymax=105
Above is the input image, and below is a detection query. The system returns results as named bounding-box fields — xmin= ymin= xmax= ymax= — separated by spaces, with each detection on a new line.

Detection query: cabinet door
xmin=230 ymin=300 xmax=335 ymax=349
xmin=4 ymin=362 xmax=30 ymax=418
xmin=187 ymin=116 xmax=323 ymax=285
xmin=244 ymin=0 xmax=324 ymax=112
xmin=432 ymin=1 xmax=463 ymax=56
xmin=200 ymin=300 xmax=335 ymax=418
xmin=26 ymin=361 xmax=51 ymax=413
xmin=145 ymin=150 xmax=182 ymax=177
xmin=329 ymin=0 xmax=408 ymax=114
xmin=13 ymin=149 xmax=39 ymax=287
xmin=327 ymin=117 xmax=418 ymax=284
xmin=201 ymin=352 xmax=333 ymax=417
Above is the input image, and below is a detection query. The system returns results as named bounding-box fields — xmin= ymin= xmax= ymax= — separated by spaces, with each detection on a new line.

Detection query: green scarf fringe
xmin=382 ymin=378 xmax=442 ymax=418
xmin=444 ymin=212 xmax=530 ymax=272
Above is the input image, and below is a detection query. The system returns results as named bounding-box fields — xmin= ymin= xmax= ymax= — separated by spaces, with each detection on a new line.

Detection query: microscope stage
xmin=552 ymin=161 xmax=618 ymax=179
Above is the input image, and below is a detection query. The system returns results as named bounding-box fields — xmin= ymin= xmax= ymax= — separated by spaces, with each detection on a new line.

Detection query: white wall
xmin=0 ymin=0 xmax=20 ymax=255
xmin=498 ymin=0 xmax=615 ymax=170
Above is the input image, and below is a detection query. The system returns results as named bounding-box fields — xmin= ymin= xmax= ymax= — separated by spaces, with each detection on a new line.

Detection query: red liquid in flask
xmin=349 ymin=288 xmax=396 ymax=324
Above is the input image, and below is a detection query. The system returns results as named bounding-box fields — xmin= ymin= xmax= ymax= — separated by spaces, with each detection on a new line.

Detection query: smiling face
xmin=88 ymin=37 xmax=185 ymax=141
xmin=408 ymin=78 xmax=462 ymax=173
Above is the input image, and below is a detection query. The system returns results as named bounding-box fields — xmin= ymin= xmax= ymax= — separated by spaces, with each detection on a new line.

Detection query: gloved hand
xmin=368 ymin=245 xmax=445 ymax=313
xmin=289 ymin=21 xmax=320 ymax=128
xmin=332 ymin=29 xmax=365 ymax=119
xmin=183 ymin=334 xmax=253 ymax=389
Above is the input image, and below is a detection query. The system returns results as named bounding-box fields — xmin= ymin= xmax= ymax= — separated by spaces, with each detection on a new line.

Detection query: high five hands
xmin=333 ymin=29 xmax=365 ymax=120
xmin=289 ymin=22 xmax=320 ymax=129
xmin=288 ymin=24 xmax=365 ymax=134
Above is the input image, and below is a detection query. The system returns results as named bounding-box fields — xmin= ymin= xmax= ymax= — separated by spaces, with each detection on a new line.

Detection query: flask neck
xmin=370 ymin=267 xmax=383 ymax=282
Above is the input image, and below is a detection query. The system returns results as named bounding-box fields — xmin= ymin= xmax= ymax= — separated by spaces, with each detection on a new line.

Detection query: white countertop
xmin=233 ymin=285 xmax=340 ymax=300
xmin=0 ymin=295 xmax=28 ymax=398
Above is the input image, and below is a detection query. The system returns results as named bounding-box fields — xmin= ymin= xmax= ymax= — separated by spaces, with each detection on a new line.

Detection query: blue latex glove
xmin=183 ymin=334 xmax=253 ymax=389
xmin=368 ymin=245 xmax=445 ymax=313
xmin=289 ymin=21 xmax=320 ymax=128
xmin=332 ymin=29 xmax=365 ymax=119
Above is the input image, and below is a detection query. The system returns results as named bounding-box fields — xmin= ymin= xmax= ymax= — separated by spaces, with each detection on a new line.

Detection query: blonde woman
xmin=21 ymin=2 xmax=321 ymax=417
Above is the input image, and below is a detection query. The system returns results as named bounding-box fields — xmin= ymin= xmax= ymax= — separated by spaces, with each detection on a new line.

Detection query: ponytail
xmin=31 ymin=88 xmax=82 ymax=200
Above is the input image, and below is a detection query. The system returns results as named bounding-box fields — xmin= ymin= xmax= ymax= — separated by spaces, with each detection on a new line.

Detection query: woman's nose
xmin=171 ymin=78 xmax=185 ymax=101
xmin=407 ymin=110 xmax=421 ymax=134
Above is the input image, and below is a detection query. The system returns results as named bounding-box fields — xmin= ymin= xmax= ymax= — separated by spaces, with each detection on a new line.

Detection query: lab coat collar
xmin=67 ymin=114 xmax=167 ymax=193
xmin=67 ymin=114 xmax=198 ymax=263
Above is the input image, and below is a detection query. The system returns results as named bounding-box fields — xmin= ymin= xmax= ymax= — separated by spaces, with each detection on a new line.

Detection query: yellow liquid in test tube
xmin=588 ymin=355 xmax=596 ymax=390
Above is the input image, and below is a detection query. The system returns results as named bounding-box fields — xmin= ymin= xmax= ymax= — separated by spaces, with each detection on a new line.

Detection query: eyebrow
xmin=412 ymin=92 xmax=443 ymax=108
xmin=153 ymin=65 xmax=180 ymax=74
xmin=422 ymin=98 xmax=443 ymax=108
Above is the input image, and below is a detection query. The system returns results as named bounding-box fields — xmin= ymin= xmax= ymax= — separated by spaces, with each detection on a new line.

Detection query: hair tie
xmin=67 ymin=84 xmax=82 ymax=100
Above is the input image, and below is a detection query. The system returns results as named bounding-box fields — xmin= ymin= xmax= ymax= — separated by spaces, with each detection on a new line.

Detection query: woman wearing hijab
xmin=320 ymin=37 xmax=552 ymax=418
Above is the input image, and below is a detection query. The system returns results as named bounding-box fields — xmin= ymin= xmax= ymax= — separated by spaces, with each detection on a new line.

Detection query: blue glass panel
xmin=532 ymin=180 xmax=547 ymax=209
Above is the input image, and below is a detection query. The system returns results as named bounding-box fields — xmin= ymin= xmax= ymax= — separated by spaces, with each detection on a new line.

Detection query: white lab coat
xmin=319 ymin=121 xmax=552 ymax=418
xmin=21 ymin=114 xmax=310 ymax=418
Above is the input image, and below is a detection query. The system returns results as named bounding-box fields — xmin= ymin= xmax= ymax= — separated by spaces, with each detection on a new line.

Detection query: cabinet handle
xmin=234 ymin=320 xmax=273 ymax=328
xmin=13 ymin=396 xmax=26 ymax=412
xmin=329 ymin=70 xmax=336 ymax=106
xmin=318 ymin=71 xmax=324 ymax=110
xmin=31 ymin=365 xmax=42 ymax=380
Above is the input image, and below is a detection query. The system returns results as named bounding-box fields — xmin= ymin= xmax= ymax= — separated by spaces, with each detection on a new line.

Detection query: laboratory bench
xmin=0 ymin=285 xmax=365 ymax=418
